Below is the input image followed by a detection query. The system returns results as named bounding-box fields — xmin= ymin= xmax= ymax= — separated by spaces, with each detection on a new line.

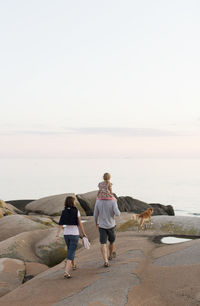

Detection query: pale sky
xmin=1 ymin=0 xmax=200 ymax=158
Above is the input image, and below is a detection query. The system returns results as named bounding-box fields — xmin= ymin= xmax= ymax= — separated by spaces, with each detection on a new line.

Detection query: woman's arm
xmin=78 ymin=217 xmax=87 ymax=237
xmin=56 ymin=225 xmax=63 ymax=242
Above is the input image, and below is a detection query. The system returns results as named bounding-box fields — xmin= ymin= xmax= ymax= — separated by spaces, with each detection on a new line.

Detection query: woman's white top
xmin=63 ymin=210 xmax=80 ymax=236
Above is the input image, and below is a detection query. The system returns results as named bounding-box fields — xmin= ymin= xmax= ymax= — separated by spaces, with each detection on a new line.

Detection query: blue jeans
xmin=64 ymin=235 xmax=79 ymax=261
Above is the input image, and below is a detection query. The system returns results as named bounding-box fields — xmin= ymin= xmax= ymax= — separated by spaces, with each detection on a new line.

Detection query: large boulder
xmin=0 ymin=200 xmax=23 ymax=218
xmin=117 ymin=196 xmax=149 ymax=213
xmin=0 ymin=258 xmax=25 ymax=297
xmin=35 ymin=229 xmax=68 ymax=266
xmin=76 ymin=191 xmax=98 ymax=215
xmin=5 ymin=203 xmax=23 ymax=214
xmin=0 ymin=228 xmax=67 ymax=266
xmin=6 ymin=200 xmax=34 ymax=212
xmin=117 ymin=197 xmax=175 ymax=216
xmin=25 ymin=193 xmax=86 ymax=216
xmin=149 ymin=203 xmax=174 ymax=216
xmin=0 ymin=230 xmax=49 ymax=263
xmin=27 ymin=215 xmax=57 ymax=227
xmin=76 ymin=193 xmax=174 ymax=216
xmin=0 ymin=215 xmax=48 ymax=242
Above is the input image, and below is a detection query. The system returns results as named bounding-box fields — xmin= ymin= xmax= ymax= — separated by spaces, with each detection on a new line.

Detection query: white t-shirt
xmin=63 ymin=210 xmax=80 ymax=235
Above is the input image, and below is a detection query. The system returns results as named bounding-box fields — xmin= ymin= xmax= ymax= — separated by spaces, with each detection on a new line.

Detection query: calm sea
xmin=0 ymin=158 xmax=200 ymax=216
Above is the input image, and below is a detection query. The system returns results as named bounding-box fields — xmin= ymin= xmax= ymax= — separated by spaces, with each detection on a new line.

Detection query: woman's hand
xmin=56 ymin=225 xmax=63 ymax=243
xmin=78 ymin=216 xmax=87 ymax=238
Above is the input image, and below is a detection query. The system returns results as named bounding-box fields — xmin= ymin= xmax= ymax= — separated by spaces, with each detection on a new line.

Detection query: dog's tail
xmin=132 ymin=213 xmax=139 ymax=222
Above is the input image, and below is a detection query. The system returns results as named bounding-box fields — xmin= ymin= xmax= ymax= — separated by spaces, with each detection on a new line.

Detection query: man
xmin=94 ymin=199 xmax=120 ymax=267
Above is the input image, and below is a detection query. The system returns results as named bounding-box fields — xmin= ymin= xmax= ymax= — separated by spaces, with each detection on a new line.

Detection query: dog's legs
xmin=138 ymin=218 xmax=144 ymax=232
xmin=149 ymin=217 xmax=153 ymax=227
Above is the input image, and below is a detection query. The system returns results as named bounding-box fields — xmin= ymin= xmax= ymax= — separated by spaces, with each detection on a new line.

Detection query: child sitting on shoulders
xmin=97 ymin=173 xmax=116 ymax=201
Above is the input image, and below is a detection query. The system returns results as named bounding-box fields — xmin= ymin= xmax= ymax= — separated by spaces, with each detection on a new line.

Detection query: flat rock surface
xmin=1 ymin=229 xmax=200 ymax=306
xmin=118 ymin=215 xmax=200 ymax=236
xmin=154 ymin=239 xmax=200 ymax=266
xmin=152 ymin=215 xmax=200 ymax=235
xmin=1 ymin=216 xmax=200 ymax=305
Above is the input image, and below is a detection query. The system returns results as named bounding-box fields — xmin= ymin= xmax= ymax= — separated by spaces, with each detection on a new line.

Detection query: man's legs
xmin=109 ymin=243 xmax=114 ymax=258
xmin=99 ymin=227 xmax=109 ymax=266
xmin=108 ymin=227 xmax=116 ymax=259
xmin=101 ymin=244 xmax=108 ymax=263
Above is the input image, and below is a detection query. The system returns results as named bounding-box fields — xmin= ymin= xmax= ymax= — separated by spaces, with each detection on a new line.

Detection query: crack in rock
xmin=54 ymin=261 xmax=140 ymax=306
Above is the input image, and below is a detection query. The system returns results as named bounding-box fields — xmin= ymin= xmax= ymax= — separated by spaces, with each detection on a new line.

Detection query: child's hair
xmin=65 ymin=196 xmax=76 ymax=208
xmin=103 ymin=173 xmax=111 ymax=181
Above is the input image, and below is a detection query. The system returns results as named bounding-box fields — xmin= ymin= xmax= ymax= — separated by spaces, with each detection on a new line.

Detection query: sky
xmin=0 ymin=0 xmax=200 ymax=158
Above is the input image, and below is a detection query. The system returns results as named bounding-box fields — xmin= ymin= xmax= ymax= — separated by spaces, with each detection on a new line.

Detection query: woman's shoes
xmin=108 ymin=251 xmax=116 ymax=260
xmin=64 ymin=272 xmax=72 ymax=279
xmin=64 ymin=260 xmax=77 ymax=270
xmin=72 ymin=265 xmax=77 ymax=270
xmin=104 ymin=262 xmax=110 ymax=267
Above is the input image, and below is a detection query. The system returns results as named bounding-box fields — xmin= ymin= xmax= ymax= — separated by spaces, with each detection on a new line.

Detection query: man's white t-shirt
xmin=63 ymin=210 xmax=80 ymax=235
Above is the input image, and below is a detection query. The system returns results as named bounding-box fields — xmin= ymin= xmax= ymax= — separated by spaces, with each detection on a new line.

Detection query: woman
xmin=56 ymin=196 xmax=87 ymax=278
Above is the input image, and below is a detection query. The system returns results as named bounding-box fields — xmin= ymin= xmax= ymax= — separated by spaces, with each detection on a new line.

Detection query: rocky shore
xmin=1 ymin=193 xmax=200 ymax=305
xmin=8 ymin=191 xmax=175 ymax=216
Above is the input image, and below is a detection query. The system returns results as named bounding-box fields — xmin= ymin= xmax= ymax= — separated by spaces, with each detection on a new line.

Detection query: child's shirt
xmin=97 ymin=181 xmax=113 ymax=200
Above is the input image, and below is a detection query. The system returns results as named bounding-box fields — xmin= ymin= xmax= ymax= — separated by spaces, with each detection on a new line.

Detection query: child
xmin=97 ymin=173 xmax=116 ymax=200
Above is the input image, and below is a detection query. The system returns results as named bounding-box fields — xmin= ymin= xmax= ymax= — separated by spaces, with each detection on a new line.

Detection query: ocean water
xmin=0 ymin=158 xmax=200 ymax=216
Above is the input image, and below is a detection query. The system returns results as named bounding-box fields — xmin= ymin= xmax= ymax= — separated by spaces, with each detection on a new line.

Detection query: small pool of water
xmin=161 ymin=237 xmax=192 ymax=244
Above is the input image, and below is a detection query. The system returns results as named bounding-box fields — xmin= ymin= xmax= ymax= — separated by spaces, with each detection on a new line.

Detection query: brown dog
xmin=138 ymin=208 xmax=153 ymax=231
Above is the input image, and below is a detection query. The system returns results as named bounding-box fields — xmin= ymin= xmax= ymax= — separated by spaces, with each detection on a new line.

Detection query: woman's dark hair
xmin=64 ymin=196 xmax=76 ymax=208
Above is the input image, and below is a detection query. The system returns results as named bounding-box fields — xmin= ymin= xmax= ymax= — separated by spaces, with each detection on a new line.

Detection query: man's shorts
xmin=99 ymin=227 xmax=116 ymax=244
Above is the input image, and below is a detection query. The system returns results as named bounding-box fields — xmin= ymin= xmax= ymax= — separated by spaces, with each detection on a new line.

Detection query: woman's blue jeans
xmin=64 ymin=235 xmax=79 ymax=260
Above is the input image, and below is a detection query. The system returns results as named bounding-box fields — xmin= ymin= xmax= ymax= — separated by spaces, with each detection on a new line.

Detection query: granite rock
xmin=0 ymin=215 xmax=47 ymax=242
xmin=25 ymin=193 xmax=86 ymax=216
xmin=76 ymin=191 xmax=98 ymax=216
xmin=0 ymin=258 xmax=25 ymax=297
